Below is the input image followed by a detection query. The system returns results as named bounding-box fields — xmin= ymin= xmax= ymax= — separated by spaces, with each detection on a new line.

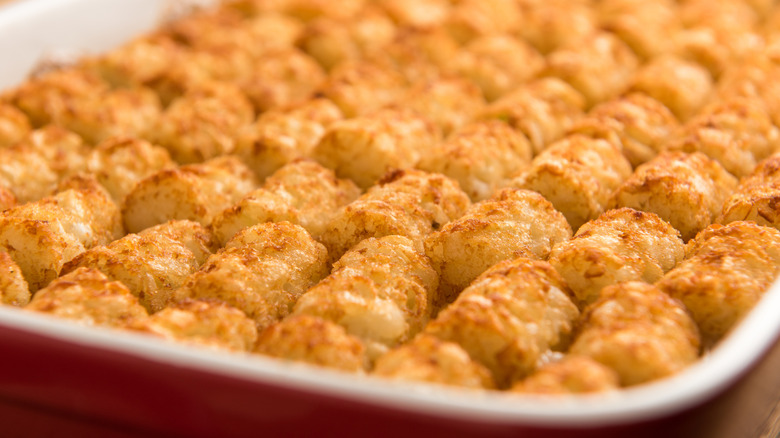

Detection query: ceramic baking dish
xmin=1 ymin=1 xmax=780 ymax=437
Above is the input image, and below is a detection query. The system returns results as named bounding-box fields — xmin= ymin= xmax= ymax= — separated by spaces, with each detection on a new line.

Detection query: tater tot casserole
xmin=3 ymin=0 xmax=780 ymax=401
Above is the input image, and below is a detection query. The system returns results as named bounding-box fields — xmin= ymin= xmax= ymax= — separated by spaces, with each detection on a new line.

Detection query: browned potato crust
xmin=549 ymin=208 xmax=684 ymax=308
xmin=425 ymin=188 xmax=571 ymax=305
xmin=128 ymin=299 xmax=257 ymax=351
xmin=443 ymin=0 xmax=520 ymax=45
xmin=0 ymin=102 xmax=31 ymax=148
xmin=629 ymin=56 xmax=713 ymax=122
xmin=513 ymin=135 xmax=632 ymax=230
xmin=26 ymin=267 xmax=148 ymax=327
xmin=570 ymin=282 xmax=700 ymax=386
xmin=393 ymin=77 xmax=485 ymax=136
xmin=424 ymin=257 xmax=579 ymax=388
xmin=510 ymin=355 xmax=620 ymax=395
xmin=608 ymin=152 xmax=738 ymax=241
xmin=316 ymin=61 xmax=407 ymax=118
xmin=122 ymin=156 xmax=257 ymax=233
xmin=568 ymin=93 xmax=679 ymax=168
xmin=255 ymin=314 xmax=367 ymax=372
xmin=513 ymin=0 xmax=597 ymax=55
xmin=373 ymin=334 xmax=495 ymax=389
xmin=719 ymin=153 xmax=780 ymax=229
xmin=597 ymin=0 xmax=680 ymax=60
xmin=656 ymin=221 xmax=780 ymax=347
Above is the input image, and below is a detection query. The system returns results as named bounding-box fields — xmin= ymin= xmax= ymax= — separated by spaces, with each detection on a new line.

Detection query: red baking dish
xmin=1 ymin=1 xmax=780 ymax=437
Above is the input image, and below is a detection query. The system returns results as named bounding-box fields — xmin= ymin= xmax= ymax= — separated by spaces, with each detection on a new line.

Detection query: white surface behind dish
xmin=1 ymin=0 xmax=780 ymax=428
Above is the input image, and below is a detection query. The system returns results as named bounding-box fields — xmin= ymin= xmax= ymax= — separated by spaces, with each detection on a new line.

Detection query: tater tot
xmin=293 ymin=235 xmax=437 ymax=358
xmin=674 ymin=26 xmax=764 ymax=80
xmin=393 ymin=77 xmax=485 ymax=136
xmin=716 ymin=56 xmax=780 ymax=128
xmin=449 ymin=34 xmax=545 ymax=102
xmin=236 ymin=98 xmax=343 ymax=181
xmin=86 ymin=137 xmax=175 ymax=203
xmin=656 ymin=221 xmax=780 ymax=347
xmin=608 ymin=152 xmax=738 ymax=241
xmin=597 ymin=0 xmax=681 ymax=60
xmin=322 ymin=169 xmax=469 ymax=261
xmin=0 ymin=140 xmax=61 ymax=204
xmin=477 ymin=78 xmax=586 ymax=154
xmin=128 ymin=299 xmax=257 ymax=351
xmin=255 ymin=314 xmax=367 ymax=372
xmin=297 ymin=8 xmax=396 ymax=71
xmin=569 ymin=282 xmax=700 ymax=387
xmin=549 ymin=208 xmax=684 ymax=308
xmin=719 ymin=153 xmax=780 ymax=229
xmin=568 ymin=93 xmax=679 ymax=168
xmin=664 ymin=98 xmax=780 ymax=178
xmin=62 ymin=221 xmax=214 ymax=312
xmin=418 ymin=121 xmax=533 ymax=202
xmin=146 ymin=81 xmax=254 ymax=164
xmin=25 ymin=267 xmax=148 ymax=327
xmin=174 ymin=222 xmax=329 ymax=330
xmin=366 ymin=27 xmax=459 ymax=84
xmin=629 ymin=55 xmax=713 ymax=122
xmin=0 ymin=102 xmax=31 ymax=148
xmin=424 ymin=257 xmax=579 ymax=388
xmin=0 ymin=187 xmax=15 ymax=212
xmin=0 ymin=251 xmax=30 ymax=306
xmin=424 ymin=188 xmax=571 ymax=305
xmin=509 ymin=355 xmax=620 ymax=395
xmin=317 ymin=61 xmax=407 ymax=118
xmin=443 ymin=0 xmax=520 ymax=45
xmin=545 ymin=32 xmax=639 ymax=109
xmin=211 ymin=159 xmax=360 ymax=244
xmin=238 ymin=48 xmax=326 ymax=113
xmin=374 ymin=0 xmax=450 ymax=29
xmin=373 ymin=334 xmax=495 ymax=389
xmin=513 ymin=135 xmax=632 ymax=230
xmin=21 ymin=126 xmax=88 ymax=179
xmin=312 ymin=109 xmax=440 ymax=189
xmin=513 ymin=0 xmax=597 ymax=55
xmin=122 ymin=156 xmax=257 ymax=233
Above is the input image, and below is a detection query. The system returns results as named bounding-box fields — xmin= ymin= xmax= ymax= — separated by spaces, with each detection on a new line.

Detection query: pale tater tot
xmin=629 ymin=55 xmax=713 ymax=122
xmin=293 ymin=235 xmax=437 ymax=358
xmin=418 ymin=121 xmax=533 ymax=202
xmin=424 ymin=257 xmax=579 ymax=388
xmin=597 ymin=0 xmax=681 ymax=60
xmin=545 ymin=32 xmax=639 ymax=109
xmin=255 ymin=314 xmax=367 ymax=372
xmin=122 ymin=156 xmax=257 ymax=233
xmin=513 ymin=135 xmax=633 ymax=230
xmin=0 ymin=251 xmax=30 ymax=306
xmin=549 ymin=208 xmax=685 ymax=308
xmin=317 ymin=61 xmax=407 ymax=118
xmin=297 ymin=9 xmax=396 ymax=71
xmin=321 ymin=169 xmax=470 ymax=261
xmin=0 ymin=134 xmax=72 ymax=204
xmin=719 ymin=153 xmax=780 ymax=229
xmin=443 ymin=0 xmax=520 ymax=45
xmin=569 ymin=282 xmax=700 ymax=387
xmin=238 ymin=48 xmax=326 ymax=113
xmin=128 ymin=299 xmax=257 ymax=351
xmin=674 ymin=26 xmax=764 ymax=80
xmin=449 ymin=34 xmax=545 ymax=102
xmin=374 ymin=0 xmax=450 ymax=29
xmin=373 ymin=334 xmax=495 ymax=389
xmin=312 ymin=109 xmax=440 ymax=189
xmin=679 ymin=0 xmax=759 ymax=34
xmin=211 ymin=159 xmax=360 ymax=244
xmin=568 ymin=93 xmax=679 ymax=168
xmin=393 ymin=77 xmax=485 ymax=137
xmin=509 ymin=355 xmax=620 ymax=395
xmin=86 ymin=137 xmax=175 ymax=203
xmin=21 ymin=126 xmax=88 ymax=179
xmin=236 ymin=98 xmax=343 ymax=181
xmin=716 ymin=56 xmax=780 ymax=128
xmin=174 ymin=222 xmax=329 ymax=330
xmin=513 ymin=0 xmax=597 ymax=55
xmin=0 ymin=102 xmax=30 ymax=148
xmin=656 ymin=222 xmax=780 ymax=347
xmin=424 ymin=188 xmax=571 ymax=305
xmin=62 ymin=220 xmax=216 ymax=312
xmin=664 ymin=98 xmax=780 ymax=178
xmin=8 ymin=67 xmax=109 ymax=128
xmin=25 ymin=268 xmax=148 ymax=328
xmin=477 ymin=78 xmax=586 ymax=154
xmin=146 ymin=81 xmax=254 ymax=164
xmin=608 ymin=152 xmax=738 ymax=241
